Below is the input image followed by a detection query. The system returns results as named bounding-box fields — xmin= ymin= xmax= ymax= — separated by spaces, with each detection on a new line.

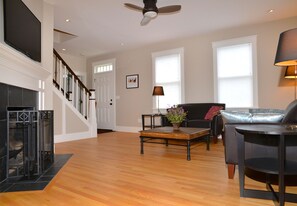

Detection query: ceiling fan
xmin=124 ymin=0 xmax=181 ymax=26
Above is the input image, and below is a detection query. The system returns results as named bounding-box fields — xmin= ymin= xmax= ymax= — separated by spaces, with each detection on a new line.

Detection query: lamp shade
xmin=152 ymin=86 xmax=164 ymax=96
xmin=284 ymin=66 xmax=297 ymax=79
xmin=274 ymin=28 xmax=297 ymax=66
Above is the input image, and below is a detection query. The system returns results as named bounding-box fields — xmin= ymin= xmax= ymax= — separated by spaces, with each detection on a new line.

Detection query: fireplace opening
xmin=7 ymin=107 xmax=54 ymax=181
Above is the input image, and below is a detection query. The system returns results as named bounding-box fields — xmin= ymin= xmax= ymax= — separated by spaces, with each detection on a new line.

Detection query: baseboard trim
xmin=115 ymin=126 xmax=141 ymax=133
xmin=54 ymin=131 xmax=96 ymax=143
xmin=55 ymin=126 xmax=142 ymax=143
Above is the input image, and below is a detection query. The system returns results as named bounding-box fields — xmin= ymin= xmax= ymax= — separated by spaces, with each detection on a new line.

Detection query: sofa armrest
xmin=185 ymin=115 xmax=223 ymax=137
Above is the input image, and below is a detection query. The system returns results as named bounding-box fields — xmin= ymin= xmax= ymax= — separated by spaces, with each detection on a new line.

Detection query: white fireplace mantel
xmin=0 ymin=42 xmax=51 ymax=91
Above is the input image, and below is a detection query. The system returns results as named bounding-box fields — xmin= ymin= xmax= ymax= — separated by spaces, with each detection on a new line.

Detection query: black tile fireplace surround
xmin=0 ymin=82 xmax=57 ymax=192
xmin=0 ymin=82 xmax=39 ymax=184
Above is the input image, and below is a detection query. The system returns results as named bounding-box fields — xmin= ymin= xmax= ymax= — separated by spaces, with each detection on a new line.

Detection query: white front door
xmin=93 ymin=65 xmax=115 ymax=130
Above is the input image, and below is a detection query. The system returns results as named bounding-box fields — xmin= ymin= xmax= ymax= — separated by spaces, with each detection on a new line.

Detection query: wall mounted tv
xmin=3 ymin=0 xmax=41 ymax=62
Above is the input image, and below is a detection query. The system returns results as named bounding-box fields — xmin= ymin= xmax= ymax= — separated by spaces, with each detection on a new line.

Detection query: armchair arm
xmin=211 ymin=114 xmax=224 ymax=137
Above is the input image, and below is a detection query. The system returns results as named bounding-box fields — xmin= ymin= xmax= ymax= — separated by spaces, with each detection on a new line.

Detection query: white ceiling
xmin=47 ymin=0 xmax=297 ymax=57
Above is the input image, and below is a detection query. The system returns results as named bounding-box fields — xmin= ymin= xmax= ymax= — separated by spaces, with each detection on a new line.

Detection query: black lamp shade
xmin=152 ymin=86 xmax=164 ymax=96
xmin=274 ymin=28 xmax=297 ymax=66
xmin=284 ymin=66 xmax=297 ymax=79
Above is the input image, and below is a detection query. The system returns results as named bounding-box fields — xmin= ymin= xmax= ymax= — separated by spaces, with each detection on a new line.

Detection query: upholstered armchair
xmin=222 ymin=100 xmax=297 ymax=179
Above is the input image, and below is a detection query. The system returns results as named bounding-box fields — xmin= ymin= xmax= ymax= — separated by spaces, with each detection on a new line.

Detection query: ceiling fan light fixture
xmin=144 ymin=11 xmax=157 ymax=18
xmin=125 ymin=0 xmax=181 ymax=25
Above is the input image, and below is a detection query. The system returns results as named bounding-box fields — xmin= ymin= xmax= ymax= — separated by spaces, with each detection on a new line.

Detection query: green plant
xmin=166 ymin=105 xmax=187 ymax=123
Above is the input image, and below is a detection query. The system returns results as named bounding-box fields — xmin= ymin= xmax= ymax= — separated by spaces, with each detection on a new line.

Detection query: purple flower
xmin=166 ymin=105 xmax=187 ymax=123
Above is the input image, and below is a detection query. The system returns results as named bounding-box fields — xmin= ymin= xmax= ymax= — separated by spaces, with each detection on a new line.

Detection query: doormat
xmin=0 ymin=154 xmax=72 ymax=193
xmin=97 ymin=129 xmax=114 ymax=134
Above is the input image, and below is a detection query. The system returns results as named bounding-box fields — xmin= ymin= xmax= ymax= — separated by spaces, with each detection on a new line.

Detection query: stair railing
xmin=53 ymin=49 xmax=91 ymax=119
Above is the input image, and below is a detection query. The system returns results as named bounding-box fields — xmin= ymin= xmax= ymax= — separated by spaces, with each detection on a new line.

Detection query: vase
xmin=172 ymin=123 xmax=181 ymax=130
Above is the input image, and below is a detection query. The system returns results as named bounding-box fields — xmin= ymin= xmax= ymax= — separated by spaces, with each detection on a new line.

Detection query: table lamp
xmin=152 ymin=86 xmax=164 ymax=114
xmin=284 ymin=66 xmax=297 ymax=99
xmin=275 ymin=28 xmax=297 ymax=99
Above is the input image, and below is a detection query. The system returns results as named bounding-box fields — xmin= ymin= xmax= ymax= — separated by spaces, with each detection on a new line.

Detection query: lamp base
xmin=286 ymin=125 xmax=297 ymax=130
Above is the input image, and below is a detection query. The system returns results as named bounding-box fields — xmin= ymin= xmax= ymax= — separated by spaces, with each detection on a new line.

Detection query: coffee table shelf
xmin=139 ymin=127 xmax=210 ymax=160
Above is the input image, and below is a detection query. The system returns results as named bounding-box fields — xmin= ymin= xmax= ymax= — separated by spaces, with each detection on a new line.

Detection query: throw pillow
xmin=204 ymin=106 xmax=223 ymax=120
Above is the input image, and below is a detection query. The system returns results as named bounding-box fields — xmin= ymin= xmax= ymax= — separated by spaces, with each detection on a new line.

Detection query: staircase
xmin=53 ymin=49 xmax=97 ymax=142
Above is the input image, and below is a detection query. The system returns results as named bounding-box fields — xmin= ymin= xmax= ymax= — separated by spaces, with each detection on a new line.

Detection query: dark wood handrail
xmin=53 ymin=49 xmax=91 ymax=95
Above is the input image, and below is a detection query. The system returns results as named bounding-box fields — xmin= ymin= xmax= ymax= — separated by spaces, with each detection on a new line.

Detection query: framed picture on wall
xmin=126 ymin=74 xmax=139 ymax=89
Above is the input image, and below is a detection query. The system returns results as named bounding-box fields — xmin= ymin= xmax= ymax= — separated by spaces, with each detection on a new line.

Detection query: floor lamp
xmin=152 ymin=86 xmax=164 ymax=114
xmin=284 ymin=66 xmax=297 ymax=99
xmin=275 ymin=28 xmax=297 ymax=99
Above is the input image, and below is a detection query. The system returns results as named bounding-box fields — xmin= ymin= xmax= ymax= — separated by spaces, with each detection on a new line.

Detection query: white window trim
xmin=151 ymin=48 xmax=185 ymax=111
xmin=212 ymin=35 xmax=258 ymax=109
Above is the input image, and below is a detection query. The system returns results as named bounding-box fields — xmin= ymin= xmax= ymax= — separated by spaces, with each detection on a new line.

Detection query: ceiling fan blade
xmin=140 ymin=16 xmax=152 ymax=26
xmin=124 ymin=3 xmax=143 ymax=11
xmin=158 ymin=5 xmax=181 ymax=13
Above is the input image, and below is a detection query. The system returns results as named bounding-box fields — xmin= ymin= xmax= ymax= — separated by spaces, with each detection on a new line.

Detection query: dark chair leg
xmin=228 ymin=164 xmax=236 ymax=179
xmin=212 ymin=135 xmax=218 ymax=144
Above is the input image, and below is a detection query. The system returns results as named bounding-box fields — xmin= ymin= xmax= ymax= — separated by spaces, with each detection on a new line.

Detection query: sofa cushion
xmin=252 ymin=113 xmax=284 ymax=123
xmin=204 ymin=106 xmax=224 ymax=120
xmin=221 ymin=110 xmax=284 ymax=124
xmin=221 ymin=111 xmax=252 ymax=123
xmin=249 ymin=108 xmax=284 ymax=114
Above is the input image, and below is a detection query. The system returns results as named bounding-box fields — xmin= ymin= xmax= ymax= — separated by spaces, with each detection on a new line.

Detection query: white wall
xmin=87 ymin=16 xmax=297 ymax=130
xmin=59 ymin=52 xmax=87 ymax=83
xmin=0 ymin=0 xmax=53 ymax=106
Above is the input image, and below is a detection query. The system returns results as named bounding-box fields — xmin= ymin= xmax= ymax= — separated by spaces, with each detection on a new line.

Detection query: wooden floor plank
xmin=1 ymin=131 xmax=297 ymax=205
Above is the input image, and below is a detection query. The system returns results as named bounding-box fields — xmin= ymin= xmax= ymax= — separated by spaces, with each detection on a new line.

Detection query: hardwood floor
xmin=1 ymin=132 xmax=297 ymax=205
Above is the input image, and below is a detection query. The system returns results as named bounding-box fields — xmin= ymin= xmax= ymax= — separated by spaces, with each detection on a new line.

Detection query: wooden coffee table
xmin=139 ymin=127 xmax=210 ymax=160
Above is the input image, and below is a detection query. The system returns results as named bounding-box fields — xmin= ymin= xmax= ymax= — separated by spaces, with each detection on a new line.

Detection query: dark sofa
xmin=223 ymin=100 xmax=297 ymax=179
xmin=163 ymin=103 xmax=226 ymax=143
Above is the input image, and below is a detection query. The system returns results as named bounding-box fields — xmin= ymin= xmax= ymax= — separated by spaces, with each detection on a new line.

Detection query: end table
xmin=141 ymin=114 xmax=164 ymax=130
xmin=236 ymin=124 xmax=297 ymax=206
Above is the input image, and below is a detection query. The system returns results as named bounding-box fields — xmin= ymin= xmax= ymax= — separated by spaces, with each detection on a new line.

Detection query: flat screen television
xmin=3 ymin=0 xmax=41 ymax=62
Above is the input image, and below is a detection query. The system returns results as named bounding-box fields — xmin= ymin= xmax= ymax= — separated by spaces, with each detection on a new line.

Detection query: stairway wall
xmin=53 ymin=88 xmax=95 ymax=143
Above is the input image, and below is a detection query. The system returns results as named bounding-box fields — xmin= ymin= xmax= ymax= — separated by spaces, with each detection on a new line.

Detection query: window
xmin=152 ymin=48 xmax=184 ymax=110
xmin=212 ymin=36 xmax=258 ymax=108
xmin=94 ymin=63 xmax=113 ymax=73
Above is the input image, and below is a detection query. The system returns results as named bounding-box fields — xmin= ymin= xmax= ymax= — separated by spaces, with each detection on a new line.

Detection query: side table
xmin=236 ymin=125 xmax=297 ymax=206
xmin=141 ymin=114 xmax=164 ymax=130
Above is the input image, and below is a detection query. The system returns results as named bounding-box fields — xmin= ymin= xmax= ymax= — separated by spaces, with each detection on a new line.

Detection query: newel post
xmin=89 ymin=89 xmax=97 ymax=137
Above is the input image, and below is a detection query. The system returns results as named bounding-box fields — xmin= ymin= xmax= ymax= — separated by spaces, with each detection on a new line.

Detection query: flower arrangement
xmin=165 ymin=105 xmax=187 ymax=124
